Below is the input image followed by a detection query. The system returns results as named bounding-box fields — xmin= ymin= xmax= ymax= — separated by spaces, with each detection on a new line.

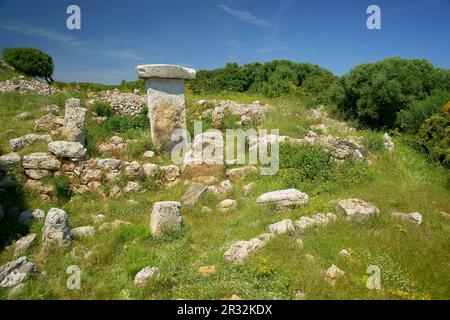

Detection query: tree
xmin=2 ymin=47 xmax=54 ymax=83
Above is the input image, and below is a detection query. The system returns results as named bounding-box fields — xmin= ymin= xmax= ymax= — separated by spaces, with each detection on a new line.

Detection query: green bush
xmin=51 ymin=175 xmax=72 ymax=201
xmin=93 ymin=101 xmax=115 ymax=117
xmin=2 ymin=47 xmax=54 ymax=83
xmin=190 ymin=60 xmax=333 ymax=98
xmin=363 ymin=131 xmax=385 ymax=153
xmin=101 ymin=106 xmax=149 ymax=133
xmin=418 ymin=105 xmax=450 ymax=168
xmin=331 ymin=57 xmax=450 ymax=128
xmin=396 ymin=91 xmax=450 ymax=133
xmin=279 ymin=143 xmax=333 ymax=180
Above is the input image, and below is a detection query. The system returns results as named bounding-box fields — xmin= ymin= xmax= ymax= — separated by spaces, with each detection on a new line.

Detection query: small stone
xmin=226 ymin=166 xmax=258 ymax=181
xmin=223 ymin=233 xmax=274 ymax=264
xmin=326 ymin=264 xmax=345 ymax=281
xmin=16 ymin=112 xmax=32 ymax=120
xmin=198 ymin=265 xmax=216 ymax=275
xmin=243 ymin=182 xmax=256 ymax=196
xmin=134 ymin=266 xmax=160 ymax=287
xmin=256 ymin=189 xmax=309 ymax=210
xmin=218 ymin=199 xmax=237 ymax=213
xmin=409 ymin=212 xmax=423 ymax=225
xmin=340 ymin=249 xmax=350 ymax=258
xmin=181 ymin=183 xmax=208 ymax=206
xmin=70 ymin=226 xmax=95 ymax=238
xmin=124 ymin=161 xmax=144 ymax=179
xmin=201 ymin=206 xmax=212 ymax=213
xmin=161 ymin=165 xmax=180 ymax=182
xmin=92 ymin=214 xmax=106 ymax=224
xmin=296 ymin=238 xmax=304 ymax=249
xmin=337 ymin=198 xmax=379 ymax=222
xmin=14 ymin=234 xmax=37 ymax=257
xmin=123 ymin=181 xmax=142 ymax=193
xmin=109 ymin=185 xmax=121 ymax=196
xmin=142 ymin=163 xmax=161 ymax=178
xmin=269 ymin=219 xmax=295 ymax=235
xmin=42 ymin=208 xmax=71 ymax=247
xmin=23 ymin=153 xmax=60 ymax=170
xmin=143 ymin=151 xmax=155 ymax=158
xmin=217 ymin=179 xmax=233 ymax=194
xmin=305 ymin=254 xmax=315 ymax=262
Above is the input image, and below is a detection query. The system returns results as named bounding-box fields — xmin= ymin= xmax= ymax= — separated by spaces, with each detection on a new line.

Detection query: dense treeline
xmin=190 ymin=60 xmax=335 ymax=98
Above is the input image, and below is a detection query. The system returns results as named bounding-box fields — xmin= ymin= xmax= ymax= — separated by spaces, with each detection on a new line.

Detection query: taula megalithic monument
xmin=135 ymin=64 xmax=196 ymax=152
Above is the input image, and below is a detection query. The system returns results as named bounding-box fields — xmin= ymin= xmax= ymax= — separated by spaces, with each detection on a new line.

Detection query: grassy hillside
xmin=0 ymin=83 xmax=449 ymax=300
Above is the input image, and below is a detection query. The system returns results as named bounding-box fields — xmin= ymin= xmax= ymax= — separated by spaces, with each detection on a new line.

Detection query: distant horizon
xmin=1 ymin=0 xmax=449 ymax=84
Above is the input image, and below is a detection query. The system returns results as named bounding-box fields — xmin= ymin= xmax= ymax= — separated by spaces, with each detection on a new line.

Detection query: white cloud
xmin=0 ymin=22 xmax=143 ymax=61
xmin=218 ymin=4 xmax=272 ymax=27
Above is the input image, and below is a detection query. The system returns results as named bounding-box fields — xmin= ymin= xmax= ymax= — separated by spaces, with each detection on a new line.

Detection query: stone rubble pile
xmin=0 ymin=76 xmax=60 ymax=95
xmin=93 ymin=88 xmax=146 ymax=116
xmin=199 ymin=100 xmax=272 ymax=127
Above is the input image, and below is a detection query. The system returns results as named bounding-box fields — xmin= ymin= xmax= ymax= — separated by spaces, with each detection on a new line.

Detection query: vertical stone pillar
xmin=135 ymin=64 xmax=196 ymax=152
xmin=62 ymin=98 xmax=87 ymax=145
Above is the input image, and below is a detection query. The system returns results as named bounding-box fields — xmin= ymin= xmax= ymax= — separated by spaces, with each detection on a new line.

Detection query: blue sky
xmin=1 ymin=0 xmax=449 ymax=84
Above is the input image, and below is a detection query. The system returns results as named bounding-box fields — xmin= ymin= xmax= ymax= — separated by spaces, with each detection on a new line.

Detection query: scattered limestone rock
xmin=391 ymin=211 xmax=423 ymax=225
xmin=25 ymin=169 xmax=51 ymax=180
xmin=16 ymin=112 xmax=32 ymax=120
xmin=42 ymin=208 xmax=71 ymax=247
xmin=383 ymin=133 xmax=395 ymax=152
xmin=269 ymin=219 xmax=295 ymax=235
xmin=142 ymin=163 xmax=161 ymax=179
xmin=243 ymin=182 xmax=256 ymax=196
xmin=98 ymin=136 xmax=126 ymax=154
xmin=123 ymin=181 xmax=142 ymax=193
xmin=256 ymin=189 xmax=309 ymax=210
xmin=161 ymin=165 xmax=180 ymax=182
xmin=96 ymin=88 xmax=146 ymax=117
xmin=337 ymin=198 xmax=379 ymax=222
xmin=0 ymin=256 xmax=37 ymax=288
xmin=92 ymin=214 xmax=106 ymax=224
xmin=0 ymin=77 xmax=59 ymax=95
xmin=193 ymin=175 xmax=217 ymax=185
xmin=150 ymin=201 xmax=182 ymax=236
xmin=34 ymin=113 xmax=64 ymax=132
xmin=201 ymin=206 xmax=212 ymax=213
xmin=218 ymin=199 xmax=237 ymax=212
xmin=124 ymin=161 xmax=144 ymax=179
xmin=70 ymin=226 xmax=95 ymax=239
xmin=326 ymin=264 xmax=345 ymax=282
xmin=226 ymin=166 xmax=258 ymax=181
xmin=134 ymin=266 xmax=160 ymax=287
xmin=48 ymin=141 xmax=86 ymax=159
xmin=295 ymin=213 xmax=336 ymax=231
xmin=182 ymin=183 xmax=208 ymax=206
xmin=14 ymin=234 xmax=37 ymax=257
xmin=41 ymin=104 xmax=60 ymax=115
xmin=10 ymin=134 xmax=52 ymax=151
xmin=340 ymin=249 xmax=351 ymax=258
xmin=224 ymin=233 xmax=274 ymax=264
xmin=0 ymin=153 xmax=21 ymax=171
xmin=23 ymin=153 xmax=60 ymax=170
xmin=97 ymin=158 xmax=122 ymax=171
xmin=217 ymin=179 xmax=233 ymax=194
xmin=143 ymin=151 xmax=155 ymax=158
xmin=18 ymin=209 xmax=45 ymax=225
xmin=99 ymin=219 xmax=131 ymax=232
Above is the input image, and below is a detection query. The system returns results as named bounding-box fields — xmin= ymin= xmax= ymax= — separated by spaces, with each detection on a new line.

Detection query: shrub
xmin=279 ymin=143 xmax=333 ymax=180
xmin=2 ymin=47 xmax=54 ymax=83
xmin=331 ymin=57 xmax=450 ymax=128
xmin=396 ymin=91 xmax=450 ymax=133
xmin=93 ymin=101 xmax=114 ymax=117
xmin=363 ymin=131 xmax=385 ymax=153
xmin=51 ymin=175 xmax=72 ymax=201
xmin=417 ymin=106 xmax=450 ymax=168
xmin=101 ymin=106 xmax=149 ymax=133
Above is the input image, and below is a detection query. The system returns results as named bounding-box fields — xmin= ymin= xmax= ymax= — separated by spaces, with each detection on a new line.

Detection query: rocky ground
xmin=0 ymin=81 xmax=449 ymax=300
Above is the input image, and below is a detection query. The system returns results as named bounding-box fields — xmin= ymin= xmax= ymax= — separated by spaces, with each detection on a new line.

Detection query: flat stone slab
xmin=136 ymin=64 xmax=196 ymax=80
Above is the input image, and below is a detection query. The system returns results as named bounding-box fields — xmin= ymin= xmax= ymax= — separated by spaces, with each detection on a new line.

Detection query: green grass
xmin=0 ymin=83 xmax=449 ymax=300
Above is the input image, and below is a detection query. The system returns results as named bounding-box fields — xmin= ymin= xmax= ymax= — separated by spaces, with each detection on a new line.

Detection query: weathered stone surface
xmin=224 ymin=233 xmax=274 ymax=264
xmin=42 ymin=208 xmax=71 ymax=247
xmin=98 ymin=219 xmax=131 ymax=232
xmin=161 ymin=165 xmax=180 ymax=182
xmin=70 ymin=226 xmax=95 ymax=238
xmin=143 ymin=151 xmax=155 ymax=158
xmin=150 ymin=201 xmax=182 ymax=236
xmin=0 ymin=153 xmax=21 ymax=171
xmin=92 ymin=214 xmax=106 ymax=224
xmin=18 ymin=209 xmax=45 ymax=225
xmin=217 ymin=179 xmax=233 ymax=194
xmin=48 ymin=141 xmax=86 ymax=159
xmin=98 ymin=136 xmax=126 ymax=154
xmin=94 ymin=89 xmax=145 ymax=117
xmin=25 ymin=169 xmax=51 ymax=180
xmin=226 ymin=166 xmax=258 ymax=181
xmin=142 ymin=163 xmax=161 ymax=178
xmin=34 ymin=113 xmax=64 ymax=132
xmin=16 ymin=112 xmax=32 ymax=120
xmin=256 ymin=189 xmax=309 ymax=209
xmin=243 ymin=182 xmax=256 ymax=196
xmin=97 ymin=158 xmax=122 ymax=171
xmin=326 ymin=264 xmax=345 ymax=280
xmin=62 ymin=100 xmax=87 ymax=144
xmin=136 ymin=64 xmax=196 ymax=80
xmin=337 ymin=198 xmax=379 ymax=222
xmin=81 ymin=169 xmax=102 ymax=184
xmin=25 ymin=180 xmax=53 ymax=194
xmin=123 ymin=181 xmax=142 ymax=193
xmin=391 ymin=211 xmax=423 ymax=225
xmin=269 ymin=219 xmax=295 ymax=235
xmin=10 ymin=134 xmax=52 ymax=151
xmin=124 ymin=161 xmax=144 ymax=179
xmin=134 ymin=266 xmax=160 ymax=287
xmin=182 ymin=132 xmax=225 ymax=176
xmin=23 ymin=153 xmax=60 ymax=170
xmin=383 ymin=133 xmax=395 ymax=152
xmin=218 ymin=199 xmax=237 ymax=213
xmin=181 ymin=183 xmax=208 ymax=206
xmin=295 ymin=213 xmax=336 ymax=231
xmin=14 ymin=234 xmax=37 ymax=257
xmin=41 ymin=104 xmax=60 ymax=115
xmin=0 ymin=256 xmax=37 ymax=288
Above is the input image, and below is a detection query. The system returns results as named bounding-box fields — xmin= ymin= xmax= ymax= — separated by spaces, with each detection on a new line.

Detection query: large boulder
xmin=256 ymin=189 xmax=309 ymax=210
xmin=0 ymin=256 xmax=37 ymax=288
xmin=48 ymin=141 xmax=86 ymax=159
xmin=337 ymin=198 xmax=379 ymax=222
xmin=42 ymin=208 xmax=71 ymax=247
xmin=224 ymin=233 xmax=274 ymax=264
xmin=62 ymin=98 xmax=87 ymax=144
xmin=23 ymin=153 xmax=60 ymax=170
xmin=0 ymin=153 xmax=21 ymax=171
xmin=150 ymin=201 xmax=182 ymax=236
xmin=70 ymin=226 xmax=95 ymax=238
